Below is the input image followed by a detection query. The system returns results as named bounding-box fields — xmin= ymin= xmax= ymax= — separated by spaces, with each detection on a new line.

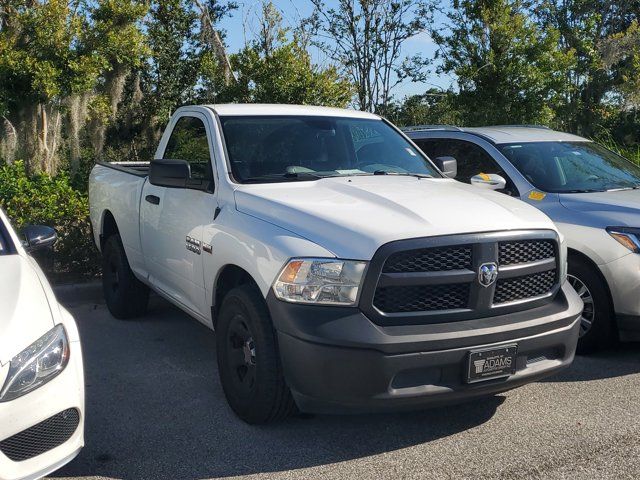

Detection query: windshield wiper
xmin=243 ymin=172 xmax=330 ymax=183
xmin=562 ymin=189 xmax=607 ymax=193
xmin=372 ymin=170 xmax=432 ymax=179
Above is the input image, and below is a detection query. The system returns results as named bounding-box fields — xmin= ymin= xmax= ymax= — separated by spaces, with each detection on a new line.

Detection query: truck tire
xmin=567 ymin=256 xmax=615 ymax=354
xmin=102 ymin=234 xmax=149 ymax=319
xmin=216 ymin=284 xmax=295 ymax=424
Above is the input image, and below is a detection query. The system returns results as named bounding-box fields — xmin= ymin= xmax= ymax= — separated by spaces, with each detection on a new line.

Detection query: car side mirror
xmin=434 ymin=156 xmax=457 ymax=178
xmin=149 ymin=159 xmax=191 ymax=188
xmin=22 ymin=225 xmax=57 ymax=252
xmin=470 ymin=173 xmax=507 ymax=191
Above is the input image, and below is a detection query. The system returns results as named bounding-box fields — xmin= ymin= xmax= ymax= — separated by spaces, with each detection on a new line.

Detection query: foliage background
xmin=0 ymin=0 xmax=639 ymax=280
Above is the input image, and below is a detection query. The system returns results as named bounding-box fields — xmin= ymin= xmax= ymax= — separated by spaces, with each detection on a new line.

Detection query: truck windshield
xmin=499 ymin=141 xmax=640 ymax=193
xmin=218 ymin=115 xmax=441 ymax=183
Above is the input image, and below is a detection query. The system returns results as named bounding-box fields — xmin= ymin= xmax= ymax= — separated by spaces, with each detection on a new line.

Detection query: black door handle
xmin=145 ymin=195 xmax=160 ymax=205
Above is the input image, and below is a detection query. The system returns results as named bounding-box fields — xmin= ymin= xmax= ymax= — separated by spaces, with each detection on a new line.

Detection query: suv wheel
xmin=567 ymin=257 xmax=615 ymax=353
xmin=216 ymin=284 xmax=295 ymax=424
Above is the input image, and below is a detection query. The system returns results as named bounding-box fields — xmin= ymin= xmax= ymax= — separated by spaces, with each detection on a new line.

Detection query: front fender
xmin=203 ymin=209 xmax=335 ymax=302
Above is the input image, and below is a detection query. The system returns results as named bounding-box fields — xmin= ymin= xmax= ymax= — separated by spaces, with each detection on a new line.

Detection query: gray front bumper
xmin=268 ymin=283 xmax=583 ymax=414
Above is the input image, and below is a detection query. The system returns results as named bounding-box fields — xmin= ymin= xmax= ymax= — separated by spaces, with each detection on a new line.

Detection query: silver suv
xmin=406 ymin=125 xmax=640 ymax=352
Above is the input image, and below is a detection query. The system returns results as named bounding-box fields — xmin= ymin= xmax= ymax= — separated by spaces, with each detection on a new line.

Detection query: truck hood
xmin=559 ymin=189 xmax=640 ymax=228
xmin=234 ymin=176 xmax=556 ymax=259
xmin=0 ymin=255 xmax=55 ymax=364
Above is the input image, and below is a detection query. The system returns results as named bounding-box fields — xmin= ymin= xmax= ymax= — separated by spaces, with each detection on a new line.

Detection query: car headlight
xmin=0 ymin=325 xmax=69 ymax=402
xmin=606 ymin=227 xmax=640 ymax=253
xmin=273 ymin=258 xmax=368 ymax=305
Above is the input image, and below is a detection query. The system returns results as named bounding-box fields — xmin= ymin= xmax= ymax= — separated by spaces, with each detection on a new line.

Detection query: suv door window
xmin=162 ymin=116 xmax=213 ymax=184
xmin=415 ymin=138 xmax=517 ymax=194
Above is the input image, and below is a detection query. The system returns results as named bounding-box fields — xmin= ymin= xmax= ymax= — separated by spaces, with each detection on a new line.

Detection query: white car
xmin=89 ymin=104 xmax=582 ymax=424
xmin=407 ymin=125 xmax=640 ymax=352
xmin=0 ymin=209 xmax=84 ymax=480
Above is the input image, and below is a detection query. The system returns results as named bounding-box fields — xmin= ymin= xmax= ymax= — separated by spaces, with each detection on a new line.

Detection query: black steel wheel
xmin=102 ymin=234 xmax=149 ymax=319
xmin=216 ymin=284 xmax=295 ymax=424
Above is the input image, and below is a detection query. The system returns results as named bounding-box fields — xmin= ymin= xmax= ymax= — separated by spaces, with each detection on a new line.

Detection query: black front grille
xmin=374 ymin=284 xmax=469 ymax=313
xmin=0 ymin=408 xmax=80 ymax=462
xmin=499 ymin=240 xmax=555 ymax=265
xmin=363 ymin=231 xmax=561 ymax=325
xmin=494 ymin=269 xmax=557 ymax=304
xmin=383 ymin=245 xmax=472 ymax=273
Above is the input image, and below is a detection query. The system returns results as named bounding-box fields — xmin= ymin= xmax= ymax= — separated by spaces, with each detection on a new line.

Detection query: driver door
xmin=140 ymin=112 xmax=217 ymax=320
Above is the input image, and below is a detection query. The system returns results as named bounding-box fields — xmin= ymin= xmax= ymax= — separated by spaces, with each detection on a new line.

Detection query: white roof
xmin=206 ymin=103 xmax=380 ymax=119
xmin=462 ymin=126 xmax=588 ymax=144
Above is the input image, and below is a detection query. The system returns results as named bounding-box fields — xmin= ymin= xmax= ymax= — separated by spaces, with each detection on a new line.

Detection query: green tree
xmin=385 ymin=89 xmax=462 ymax=127
xmin=83 ymin=0 xmax=148 ymax=162
xmin=205 ymin=2 xmax=352 ymax=107
xmin=0 ymin=0 xmax=102 ymax=172
xmin=308 ymin=0 xmax=434 ymax=112
xmin=433 ymin=0 xmax=574 ymax=126
xmin=535 ymin=0 xmax=640 ymax=135
xmin=0 ymin=0 xmax=147 ymax=172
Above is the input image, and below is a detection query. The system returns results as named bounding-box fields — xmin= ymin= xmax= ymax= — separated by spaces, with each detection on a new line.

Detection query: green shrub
xmin=592 ymin=132 xmax=640 ymax=165
xmin=0 ymin=161 xmax=99 ymax=281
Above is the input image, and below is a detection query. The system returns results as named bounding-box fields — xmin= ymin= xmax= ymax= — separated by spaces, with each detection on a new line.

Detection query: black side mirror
xmin=149 ymin=159 xmax=191 ymax=188
xmin=434 ymin=156 xmax=457 ymax=178
xmin=22 ymin=225 xmax=57 ymax=252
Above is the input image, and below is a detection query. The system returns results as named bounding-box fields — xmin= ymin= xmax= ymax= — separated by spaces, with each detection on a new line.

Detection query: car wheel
xmin=567 ymin=257 xmax=615 ymax=353
xmin=102 ymin=234 xmax=149 ymax=319
xmin=216 ymin=284 xmax=295 ymax=424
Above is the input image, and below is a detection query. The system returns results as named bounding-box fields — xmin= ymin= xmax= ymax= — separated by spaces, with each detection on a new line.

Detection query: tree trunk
xmin=193 ymin=0 xmax=236 ymax=87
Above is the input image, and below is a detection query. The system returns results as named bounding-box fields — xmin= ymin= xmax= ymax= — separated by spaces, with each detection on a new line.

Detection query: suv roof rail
xmin=401 ymin=125 xmax=463 ymax=132
xmin=487 ymin=124 xmax=551 ymax=130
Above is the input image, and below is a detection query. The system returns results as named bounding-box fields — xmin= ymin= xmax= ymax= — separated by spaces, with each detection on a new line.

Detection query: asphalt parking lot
xmin=52 ymin=292 xmax=640 ymax=480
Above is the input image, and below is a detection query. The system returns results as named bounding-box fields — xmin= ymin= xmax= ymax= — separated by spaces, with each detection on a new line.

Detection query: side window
xmin=415 ymin=138 xmax=517 ymax=194
xmin=163 ymin=116 xmax=213 ymax=182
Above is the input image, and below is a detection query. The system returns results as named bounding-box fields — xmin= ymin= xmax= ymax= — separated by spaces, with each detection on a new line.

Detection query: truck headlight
xmin=559 ymin=236 xmax=568 ymax=284
xmin=607 ymin=227 xmax=640 ymax=253
xmin=0 ymin=325 xmax=70 ymax=402
xmin=273 ymin=258 xmax=368 ymax=305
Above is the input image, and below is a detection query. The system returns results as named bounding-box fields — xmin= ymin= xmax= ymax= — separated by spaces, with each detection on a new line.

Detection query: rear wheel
xmin=568 ymin=256 xmax=615 ymax=353
xmin=216 ymin=284 xmax=295 ymax=424
xmin=102 ymin=234 xmax=149 ymax=319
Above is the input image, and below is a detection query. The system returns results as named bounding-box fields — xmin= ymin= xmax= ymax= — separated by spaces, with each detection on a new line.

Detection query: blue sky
xmin=217 ymin=0 xmax=454 ymax=100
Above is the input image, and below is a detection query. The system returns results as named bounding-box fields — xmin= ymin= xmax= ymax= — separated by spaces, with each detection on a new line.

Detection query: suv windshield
xmin=219 ymin=115 xmax=440 ymax=183
xmin=499 ymin=141 xmax=640 ymax=193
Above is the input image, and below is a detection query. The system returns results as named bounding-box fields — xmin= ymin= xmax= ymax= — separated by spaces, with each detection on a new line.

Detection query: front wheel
xmin=216 ymin=284 xmax=295 ymax=424
xmin=567 ymin=257 xmax=615 ymax=354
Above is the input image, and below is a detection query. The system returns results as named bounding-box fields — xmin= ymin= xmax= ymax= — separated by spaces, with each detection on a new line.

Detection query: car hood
xmin=234 ymin=176 xmax=556 ymax=259
xmin=0 ymin=255 xmax=55 ymax=364
xmin=559 ymin=189 xmax=640 ymax=227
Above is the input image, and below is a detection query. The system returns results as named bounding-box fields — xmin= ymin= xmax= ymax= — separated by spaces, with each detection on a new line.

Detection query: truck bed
xmin=97 ymin=161 xmax=150 ymax=177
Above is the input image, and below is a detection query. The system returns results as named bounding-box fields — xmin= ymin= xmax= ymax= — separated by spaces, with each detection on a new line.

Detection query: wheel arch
xmin=99 ymin=210 xmax=120 ymax=250
xmin=212 ymin=264 xmax=262 ymax=329
xmin=567 ymin=247 xmax=615 ymax=314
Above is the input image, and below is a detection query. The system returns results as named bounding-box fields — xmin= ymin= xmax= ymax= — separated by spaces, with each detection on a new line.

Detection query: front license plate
xmin=467 ymin=345 xmax=518 ymax=383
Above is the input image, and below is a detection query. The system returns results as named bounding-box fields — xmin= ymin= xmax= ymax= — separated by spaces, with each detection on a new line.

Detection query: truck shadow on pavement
xmin=541 ymin=341 xmax=640 ymax=383
xmin=53 ymin=298 xmax=504 ymax=480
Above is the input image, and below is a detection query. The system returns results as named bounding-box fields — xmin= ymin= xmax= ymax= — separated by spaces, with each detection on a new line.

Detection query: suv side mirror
xmin=470 ymin=173 xmax=507 ymax=191
xmin=22 ymin=225 xmax=57 ymax=252
xmin=434 ymin=156 xmax=457 ymax=178
xmin=150 ymin=159 xmax=191 ymax=188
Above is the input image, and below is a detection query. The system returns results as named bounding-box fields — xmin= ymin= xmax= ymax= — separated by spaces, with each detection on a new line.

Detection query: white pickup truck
xmin=89 ymin=104 xmax=582 ymax=424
